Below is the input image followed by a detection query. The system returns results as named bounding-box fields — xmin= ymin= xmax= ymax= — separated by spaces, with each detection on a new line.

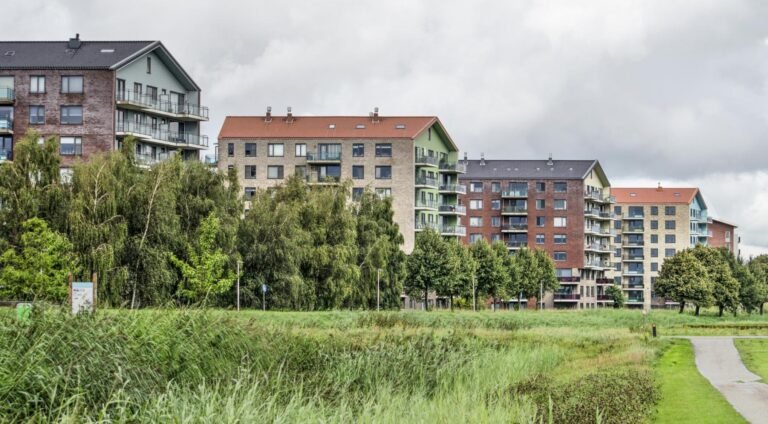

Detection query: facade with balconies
xmin=0 ymin=35 xmax=207 ymax=170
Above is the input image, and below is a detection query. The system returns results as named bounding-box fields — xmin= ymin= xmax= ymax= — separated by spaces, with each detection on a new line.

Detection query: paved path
xmin=688 ymin=337 xmax=768 ymax=424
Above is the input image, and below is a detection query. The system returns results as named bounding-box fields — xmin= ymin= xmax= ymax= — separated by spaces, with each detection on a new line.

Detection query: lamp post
xmin=236 ymin=260 xmax=242 ymax=312
xmin=377 ymin=268 xmax=381 ymax=312
xmin=539 ymin=279 xmax=543 ymax=311
xmin=472 ymin=275 xmax=476 ymax=312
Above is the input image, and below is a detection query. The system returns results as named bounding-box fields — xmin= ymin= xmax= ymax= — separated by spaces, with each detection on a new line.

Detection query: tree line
xmin=656 ymin=245 xmax=768 ymax=315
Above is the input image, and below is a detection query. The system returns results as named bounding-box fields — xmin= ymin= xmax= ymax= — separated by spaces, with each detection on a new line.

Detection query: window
xmin=650 ymin=206 xmax=658 ymax=216
xmin=536 ymin=234 xmax=545 ymax=244
xmin=30 ymin=76 xmax=45 ymax=93
xmin=651 ymin=263 xmax=659 ymax=272
xmin=244 ymin=187 xmax=256 ymax=200
xmin=665 ymin=234 xmax=676 ymax=243
xmin=352 ymin=165 xmax=364 ymax=179
xmin=491 ymin=182 xmax=501 ymax=193
xmin=375 ymin=143 xmax=391 ymax=157
xmin=352 ymin=187 xmax=364 ymax=201
xmin=725 ymin=231 xmax=731 ymax=242
xmin=227 ymin=143 xmax=234 ymax=157
xmin=295 ymin=143 xmax=306 ymax=157
xmin=29 ymin=106 xmax=44 ymax=124
xmin=146 ymin=57 xmax=152 ymax=74
xmin=295 ymin=165 xmax=306 ymax=177
xmin=554 ymin=217 xmax=567 ymax=227
xmin=554 ymin=234 xmax=567 ymax=244
xmin=665 ymin=220 xmax=676 ymax=230
xmin=470 ymin=182 xmax=483 ymax=193
xmin=490 ymin=199 xmax=501 ymax=210
xmin=244 ymin=165 xmax=256 ymax=179
xmin=615 ymin=248 xmax=621 ymax=258
xmin=491 ymin=234 xmax=501 ymax=242
xmin=469 ymin=233 xmax=483 ymax=243
xmin=614 ymin=206 xmax=622 ymax=215
xmin=351 ymin=143 xmax=364 ymax=157
xmin=61 ymin=76 xmax=83 ymax=93
xmin=244 ymin=143 xmax=257 ymax=157
xmin=665 ymin=248 xmax=676 ymax=257
xmin=650 ymin=234 xmax=658 ymax=244
xmin=60 ymin=106 xmax=83 ymax=124
xmin=650 ymin=220 xmax=658 ymax=230
xmin=268 ymin=143 xmax=284 ymax=157
xmin=554 ymin=182 xmax=567 ymax=193
xmin=59 ymin=136 xmax=82 ymax=156
xmin=491 ymin=217 xmax=501 ymax=227
xmin=554 ymin=199 xmax=567 ymax=210
xmin=536 ymin=199 xmax=545 ymax=210
xmin=615 ymin=235 xmax=622 ymax=243
xmin=470 ymin=217 xmax=483 ymax=227
xmin=375 ymin=166 xmax=391 ymax=179
xmin=536 ymin=216 xmax=545 ymax=227
xmin=628 ymin=206 xmax=644 ymax=217
xmin=227 ymin=165 xmax=234 ymax=173
xmin=614 ymin=220 xmax=621 ymax=229
xmin=651 ymin=248 xmax=658 ymax=258
xmin=469 ymin=199 xmax=483 ymax=210
xmin=375 ymin=188 xmax=391 ymax=198
xmin=665 ymin=206 xmax=676 ymax=216
xmin=553 ymin=252 xmax=567 ymax=261
xmin=536 ymin=182 xmax=545 ymax=192
xmin=146 ymin=86 xmax=157 ymax=102
xmin=267 ymin=165 xmax=284 ymax=179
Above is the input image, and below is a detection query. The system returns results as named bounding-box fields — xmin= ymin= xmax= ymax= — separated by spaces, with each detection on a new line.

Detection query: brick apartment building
xmin=709 ymin=218 xmax=740 ymax=258
xmin=458 ymin=157 xmax=615 ymax=309
xmin=217 ymin=109 xmax=464 ymax=254
xmin=0 ymin=35 xmax=207 ymax=170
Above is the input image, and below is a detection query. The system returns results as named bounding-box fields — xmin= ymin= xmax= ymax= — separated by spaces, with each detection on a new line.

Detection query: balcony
xmin=596 ymin=295 xmax=614 ymax=301
xmin=135 ymin=152 xmax=173 ymax=167
xmin=116 ymin=121 xmax=209 ymax=148
xmin=584 ymin=225 xmax=601 ymax=235
xmin=584 ymin=243 xmax=611 ymax=253
xmin=439 ymin=162 xmax=467 ymax=174
xmin=584 ymin=191 xmax=615 ymax=203
xmin=441 ymin=225 xmax=467 ymax=237
xmin=501 ymin=223 xmax=528 ymax=232
xmin=558 ymin=276 xmax=581 ymax=284
xmin=622 ymin=254 xmax=644 ymax=261
xmin=623 ymin=240 xmax=644 ymax=247
xmin=0 ymin=118 xmax=12 ymax=134
xmin=438 ymin=204 xmax=466 ymax=215
xmin=584 ymin=208 xmax=601 ymax=218
xmin=622 ymin=269 xmax=644 ymax=276
xmin=501 ymin=190 xmax=528 ymax=198
xmin=624 ymin=213 xmax=644 ymax=220
xmin=596 ymin=278 xmax=613 ymax=285
xmin=415 ymin=176 xmax=439 ymax=189
xmin=306 ymin=151 xmax=342 ymax=163
xmin=415 ymin=155 xmax=439 ymax=167
xmin=598 ymin=212 xmax=616 ymax=220
xmin=622 ymin=226 xmax=645 ymax=234
xmin=439 ymin=184 xmax=467 ymax=194
xmin=415 ymin=199 xmax=439 ymax=211
xmin=115 ymin=90 xmax=208 ymax=121
xmin=0 ymin=88 xmax=14 ymax=103
xmin=554 ymin=293 xmax=580 ymax=301
xmin=501 ymin=206 xmax=528 ymax=215
xmin=584 ymin=259 xmax=611 ymax=269
xmin=506 ymin=240 xmax=528 ymax=249
xmin=415 ymin=222 xmax=441 ymax=232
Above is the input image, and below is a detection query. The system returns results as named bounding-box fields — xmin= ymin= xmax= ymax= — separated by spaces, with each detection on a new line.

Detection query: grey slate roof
xmin=0 ymin=41 xmax=155 ymax=69
xmin=461 ymin=159 xmax=598 ymax=180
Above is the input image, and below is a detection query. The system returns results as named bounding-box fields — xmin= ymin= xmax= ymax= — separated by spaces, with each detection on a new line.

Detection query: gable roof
xmin=612 ymin=187 xmax=700 ymax=205
xmin=461 ymin=159 xmax=604 ymax=181
xmin=711 ymin=218 xmax=738 ymax=228
xmin=218 ymin=115 xmax=458 ymax=150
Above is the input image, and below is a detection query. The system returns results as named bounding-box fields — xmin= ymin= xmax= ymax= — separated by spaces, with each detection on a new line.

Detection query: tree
xmin=406 ymin=229 xmax=452 ymax=311
xmin=606 ymin=285 xmax=625 ymax=309
xmin=434 ymin=240 xmax=472 ymax=310
xmin=470 ymin=239 xmax=510 ymax=310
xmin=656 ymin=250 xmax=711 ymax=314
xmin=0 ymin=218 xmax=79 ymax=301
xmin=512 ymin=248 xmax=558 ymax=309
xmin=170 ymin=213 xmax=235 ymax=303
xmin=690 ymin=245 xmax=739 ymax=316
xmin=747 ymin=255 xmax=768 ymax=314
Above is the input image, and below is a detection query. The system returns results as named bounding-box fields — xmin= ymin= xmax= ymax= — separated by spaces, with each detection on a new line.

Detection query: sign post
xmin=261 ymin=284 xmax=267 ymax=311
xmin=69 ymin=273 xmax=97 ymax=314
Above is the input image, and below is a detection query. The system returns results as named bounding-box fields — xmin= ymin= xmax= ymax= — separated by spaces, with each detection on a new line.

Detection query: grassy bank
xmin=734 ymin=338 xmax=768 ymax=381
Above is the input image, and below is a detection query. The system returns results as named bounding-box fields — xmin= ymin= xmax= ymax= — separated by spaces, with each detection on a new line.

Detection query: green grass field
xmin=734 ymin=338 xmax=768 ymax=382
xmin=0 ymin=307 xmax=763 ymax=423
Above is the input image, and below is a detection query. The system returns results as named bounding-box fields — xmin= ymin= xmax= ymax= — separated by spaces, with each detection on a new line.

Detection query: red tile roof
xmin=218 ymin=115 xmax=440 ymax=140
xmin=612 ymin=187 xmax=699 ymax=204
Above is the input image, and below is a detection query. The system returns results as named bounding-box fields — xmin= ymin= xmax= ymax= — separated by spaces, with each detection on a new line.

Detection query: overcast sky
xmin=3 ymin=0 xmax=767 ymax=256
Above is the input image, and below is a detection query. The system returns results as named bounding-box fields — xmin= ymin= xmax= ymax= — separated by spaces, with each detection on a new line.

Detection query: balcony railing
xmin=438 ymin=204 xmax=466 ymax=214
xmin=597 ymin=295 xmax=614 ymax=301
xmin=415 ymin=155 xmax=439 ymax=166
xmin=506 ymin=241 xmax=528 ymax=248
xmin=415 ymin=199 xmax=439 ymax=209
xmin=502 ymin=223 xmax=528 ymax=231
xmin=116 ymin=90 xmax=208 ymax=120
xmin=623 ymin=269 xmax=644 ymax=275
xmin=441 ymin=225 xmax=467 ymax=236
xmin=585 ymin=225 xmax=601 ymax=234
xmin=135 ymin=152 xmax=172 ymax=166
xmin=596 ymin=278 xmax=613 ymax=285
xmin=439 ymin=162 xmax=467 ymax=173
xmin=622 ymin=255 xmax=644 ymax=261
xmin=502 ymin=206 xmax=528 ymax=214
xmin=558 ymin=276 xmax=581 ymax=283
xmin=584 ymin=208 xmax=601 ymax=217
xmin=415 ymin=176 xmax=439 ymax=187
xmin=624 ymin=240 xmax=644 ymax=246
xmin=554 ymin=293 xmax=581 ymax=301
xmin=501 ymin=190 xmax=528 ymax=198
xmin=415 ymin=222 xmax=441 ymax=231
xmin=0 ymin=118 xmax=12 ymax=131
xmin=625 ymin=213 xmax=644 ymax=219
xmin=0 ymin=88 xmax=14 ymax=102
xmin=584 ymin=259 xmax=611 ymax=268
xmin=439 ymin=184 xmax=467 ymax=194
xmin=306 ymin=151 xmax=342 ymax=162
xmin=585 ymin=243 xmax=611 ymax=252
xmin=116 ymin=121 xmax=209 ymax=147
xmin=623 ymin=226 xmax=645 ymax=233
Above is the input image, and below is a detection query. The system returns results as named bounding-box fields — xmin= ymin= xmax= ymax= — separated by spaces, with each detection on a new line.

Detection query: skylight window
xmin=395 ymin=124 xmax=406 ymax=129
xmin=3 ymin=51 xmax=14 ymax=56
xmin=630 ymin=193 xmax=637 ymax=197
xmin=328 ymin=124 xmax=336 ymax=129
xmin=100 ymin=49 xmax=115 ymax=53
xmin=355 ymin=124 xmax=365 ymax=129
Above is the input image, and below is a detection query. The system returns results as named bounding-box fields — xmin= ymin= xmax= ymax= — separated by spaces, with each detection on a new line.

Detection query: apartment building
xmin=217 ymin=109 xmax=464 ymax=253
xmin=458 ymin=157 xmax=615 ymax=309
xmin=709 ymin=218 xmax=739 ymax=257
xmin=0 ymin=35 xmax=207 ymax=169
xmin=612 ymin=186 xmax=710 ymax=310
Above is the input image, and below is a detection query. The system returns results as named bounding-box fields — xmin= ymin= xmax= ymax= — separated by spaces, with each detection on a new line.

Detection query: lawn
xmin=734 ymin=338 xmax=768 ymax=381
xmin=653 ymin=339 xmax=746 ymax=424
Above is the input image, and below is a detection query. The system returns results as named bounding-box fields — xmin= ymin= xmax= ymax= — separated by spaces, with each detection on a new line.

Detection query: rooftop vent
xmin=656 ymin=182 xmax=663 ymax=191
xmin=395 ymin=124 xmax=406 ymax=129
xmin=329 ymin=124 xmax=336 ymax=129
xmin=480 ymin=153 xmax=485 ymax=166
xmin=3 ymin=51 xmax=14 ymax=56
xmin=68 ymin=33 xmax=81 ymax=50
xmin=286 ymin=106 xmax=294 ymax=123
xmin=546 ymin=154 xmax=554 ymax=166
xmin=674 ymin=192 xmax=681 ymax=197
xmin=630 ymin=192 xmax=637 ymax=197
xmin=265 ymin=106 xmax=272 ymax=123
xmin=100 ymin=48 xmax=114 ymax=53
xmin=356 ymin=124 xmax=365 ymax=129
xmin=371 ymin=106 xmax=380 ymax=123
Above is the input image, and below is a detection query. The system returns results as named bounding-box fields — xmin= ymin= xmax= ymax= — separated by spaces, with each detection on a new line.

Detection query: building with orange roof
xmin=217 ymin=108 xmax=464 ymax=265
xmin=612 ymin=185 xmax=710 ymax=310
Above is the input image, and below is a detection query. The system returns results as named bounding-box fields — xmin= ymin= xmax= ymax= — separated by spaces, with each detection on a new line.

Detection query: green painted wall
xmin=116 ymin=51 xmax=199 ymax=105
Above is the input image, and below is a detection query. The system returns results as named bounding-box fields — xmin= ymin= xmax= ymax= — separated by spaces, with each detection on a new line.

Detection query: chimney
xmin=480 ymin=152 xmax=486 ymax=166
xmin=656 ymin=182 xmax=663 ymax=191
xmin=265 ymin=106 xmax=272 ymax=122
xmin=547 ymin=154 xmax=554 ymax=166
xmin=68 ymin=33 xmax=81 ymax=49
xmin=286 ymin=106 xmax=294 ymax=123
xmin=463 ymin=152 xmax=468 ymax=163
xmin=372 ymin=106 xmax=380 ymax=123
